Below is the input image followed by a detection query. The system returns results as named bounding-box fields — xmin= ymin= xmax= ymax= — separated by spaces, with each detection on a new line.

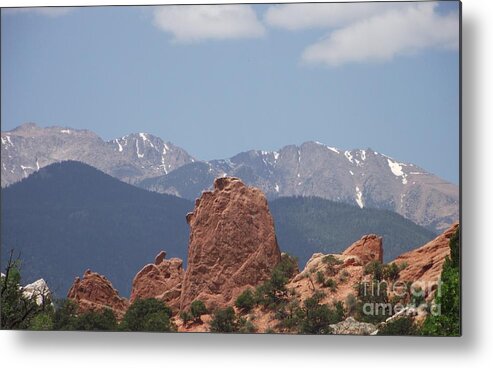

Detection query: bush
xmin=210 ymin=307 xmax=238 ymax=333
xmin=29 ymin=311 xmax=54 ymax=331
xmin=338 ymin=270 xmax=350 ymax=283
xmin=382 ymin=263 xmax=400 ymax=281
xmin=53 ymin=299 xmax=78 ymax=330
xmin=255 ymin=253 xmax=298 ymax=309
xmin=120 ymin=298 xmax=174 ymax=332
xmin=180 ymin=311 xmax=192 ymax=325
xmin=276 ymin=253 xmax=299 ymax=279
xmin=345 ymin=293 xmax=357 ymax=316
xmin=238 ymin=317 xmax=257 ymax=333
xmin=277 ymin=299 xmax=303 ymax=331
xmin=298 ymin=292 xmax=343 ymax=334
xmin=322 ymin=255 xmax=343 ymax=276
xmin=75 ymin=309 xmax=117 ymax=331
xmin=378 ymin=316 xmax=418 ymax=335
xmin=364 ymin=260 xmax=383 ymax=281
xmin=190 ymin=300 xmax=207 ymax=320
xmin=324 ymin=278 xmax=337 ymax=292
xmin=316 ymin=271 xmax=325 ymax=285
xmin=235 ymin=288 xmax=256 ymax=312
xmin=322 ymin=255 xmax=343 ymax=266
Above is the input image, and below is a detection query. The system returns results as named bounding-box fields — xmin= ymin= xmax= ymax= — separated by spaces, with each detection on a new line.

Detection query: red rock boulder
xmin=130 ymin=251 xmax=184 ymax=311
xmin=393 ymin=223 xmax=459 ymax=285
xmin=67 ymin=269 xmax=128 ymax=319
xmin=342 ymin=234 xmax=383 ymax=265
xmin=180 ymin=177 xmax=281 ymax=311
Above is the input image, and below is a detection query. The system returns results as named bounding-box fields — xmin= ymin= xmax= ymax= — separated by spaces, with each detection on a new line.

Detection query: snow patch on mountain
xmin=355 ymin=186 xmax=364 ymax=208
xmin=387 ymin=158 xmax=408 ymax=184
xmin=344 ymin=151 xmax=354 ymax=163
xmin=136 ymin=140 xmax=144 ymax=158
xmin=1 ymin=135 xmax=14 ymax=147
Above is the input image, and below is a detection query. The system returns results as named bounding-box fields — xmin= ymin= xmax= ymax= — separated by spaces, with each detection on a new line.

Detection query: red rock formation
xmin=393 ymin=222 xmax=459 ymax=286
xmin=288 ymin=252 xmax=365 ymax=310
xmin=67 ymin=269 xmax=128 ymax=319
xmin=342 ymin=234 xmax=383 ymax=265
xmin=130 ymin=251 xmax=184 ymax=311
xmin=180 ymin=177 xmax=281 ymax=311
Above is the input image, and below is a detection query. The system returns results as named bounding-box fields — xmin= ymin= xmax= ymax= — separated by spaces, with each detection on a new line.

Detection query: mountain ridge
xmin=1 ymin=123 xmax=459 ymax=232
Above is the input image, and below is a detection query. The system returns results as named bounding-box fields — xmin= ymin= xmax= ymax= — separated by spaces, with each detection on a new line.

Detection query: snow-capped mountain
xmin=1 ymin=123 xmax=195 ymax=186
xmin=1 ymin=124 xmax=459 ymax=233
xmin=139 ymin=141 xmax=458 ymax=233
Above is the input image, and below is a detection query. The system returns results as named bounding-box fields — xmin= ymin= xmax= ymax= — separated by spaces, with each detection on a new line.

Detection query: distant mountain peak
xmin=1 ymin=123 xmax=195 ymax=187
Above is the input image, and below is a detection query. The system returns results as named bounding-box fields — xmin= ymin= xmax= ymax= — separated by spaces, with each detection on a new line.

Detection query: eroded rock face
xmin=342 ymin=234 xmax=383 ymax=265
xmin=130 ymin=251 xmax=184 ymax=311
xmin=67 ymin=270 xmax=128 ymax=319
xmin=288 ymin=252 xmax=365 ymax=309
xmin=22 ymin=279 xmax=51 ymax=306
xmin=330 ymin=317 xmax=377 ymax=335
xmin=393 ymin=222 xmax=459 ymax=296
xmin=180 ymin=177 xmax=281 ymax=311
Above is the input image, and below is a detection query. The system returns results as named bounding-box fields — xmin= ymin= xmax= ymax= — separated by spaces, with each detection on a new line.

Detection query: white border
xmin=1 ymin=0 xmax=492 ymax=367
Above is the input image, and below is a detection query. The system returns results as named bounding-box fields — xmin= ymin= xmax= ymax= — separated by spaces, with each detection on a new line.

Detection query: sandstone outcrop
xmin=67 ymin=270 xmax=128 ymax=319
xmin=393 ymin=222 xmax=458 ymax=282
xmin=287 ymin=234 xmax=383 ymax=308
xmin=342 ymin=234 xmax=383 ymax=265
xmin=288 ymin=251 xmax=365 ymax=308
xmin=180 ymin=177 xmax=281 ymax=311
xmin=392 ymin=222 xmax=459 ymax=298
xmin=130 ymin=251 xmax=184 ymax=311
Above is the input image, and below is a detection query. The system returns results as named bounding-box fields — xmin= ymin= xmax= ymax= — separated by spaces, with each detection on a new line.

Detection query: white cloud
xmin=264 ymin=2 xmax=400 ymax=31
xmin=153 ymin=5 xmax=265 ymax=43
xmin=301 ymin=3 xmax=459 ymax=67
xmin=3 ymin=7 xmax=72 ymax=17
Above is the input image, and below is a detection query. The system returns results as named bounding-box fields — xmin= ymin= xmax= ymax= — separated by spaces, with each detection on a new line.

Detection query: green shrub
xmin=324 ymin=278 xmax=337 ymax=292
xmin=378 ymin=316 xmax=418 ymax=335
xmin=322 ymin=255 xmax=343 ymax=276
xmin=180 ymin=311 xmax=192 ymax=325
xmin=238 ymin=317 xmax=257 ymax=333
xmin=364 ymin=260 xmax=383 ymax=281
xmin=120 ymin=298 xmax=174 ymax=332
xmin=255 ymin=253 xmax=298 ymax=309
xmin=316 ymin=271 xmax=325 ymax=285
xmin=53 ymin=299 xmax=78 ymax=330
xmin=235 ymin=288 xmax=256 ymax=312
xmin=298 ymin=292 xmax=343 ymax=334
xmin=190 ymin=300 xmax=207 ymax=320
xmin=210 ymin=307 xmax=238 ymax=333
xmin=338 ymin=270 xmax=350 ymax=283
xmin=345 ymin=293 xmax=357 ymax=316
xmin=75 ymin=308 xmax=117 ymax=331
xmin=322 ymin=255 xmax=343 ymax=266
xmin=382 ymin=263 xmax=400 ymax=281
xmin=29 ymin=310 xmax=54 ymax=331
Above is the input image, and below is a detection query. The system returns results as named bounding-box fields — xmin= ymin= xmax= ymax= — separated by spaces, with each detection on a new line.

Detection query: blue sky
xmin=1 ymin=2 xmax=460 ymax=184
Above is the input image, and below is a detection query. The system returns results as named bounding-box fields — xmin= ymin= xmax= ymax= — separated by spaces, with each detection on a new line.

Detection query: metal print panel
xmin=0 ymin=1 xmax=461 ymax=336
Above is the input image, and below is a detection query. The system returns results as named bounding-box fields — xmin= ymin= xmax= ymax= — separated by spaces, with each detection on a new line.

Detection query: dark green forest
xmin=269 ymin=196 xmax=436 ymax=265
